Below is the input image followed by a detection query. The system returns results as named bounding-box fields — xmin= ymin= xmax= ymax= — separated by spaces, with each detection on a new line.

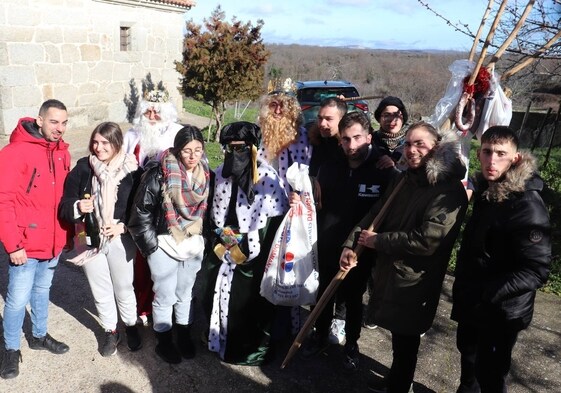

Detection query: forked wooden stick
xmin=487 ymin=0 xmax=535 ymax=69
xmin=501 ymin=29 xmax=561 ymax=81
xmin=280 ymin=177 xmax=406 ymax=369
xmin=469 ymin=0 xmax=494 ymax=62
xmin=467 ymin=0 xmax=508 ymax=87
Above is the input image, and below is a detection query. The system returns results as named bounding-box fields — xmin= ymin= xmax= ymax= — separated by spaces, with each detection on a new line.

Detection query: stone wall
xmin=0 ymin=0 xmax=189 ymax=134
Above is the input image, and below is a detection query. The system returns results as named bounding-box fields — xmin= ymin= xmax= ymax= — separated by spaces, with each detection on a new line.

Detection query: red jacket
xmin=0 ymin=117 xmax=71 ymax=259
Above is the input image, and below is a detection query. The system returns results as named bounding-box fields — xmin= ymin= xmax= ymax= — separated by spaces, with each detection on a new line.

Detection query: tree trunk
xmin=212 ymin=103 xmax=225 ymax=142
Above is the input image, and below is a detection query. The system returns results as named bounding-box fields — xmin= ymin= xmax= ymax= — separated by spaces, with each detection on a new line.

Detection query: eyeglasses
xmin=225 ymin=144 xmax=249 ymax=153
xmin=381 ymin=112 xmax=403 ymax=121
xmin=181 ymin=148 xmax=203 ymax=157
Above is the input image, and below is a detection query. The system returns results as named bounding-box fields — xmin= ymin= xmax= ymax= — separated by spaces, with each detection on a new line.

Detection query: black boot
xmin=176 ymin=324 xmax=196 ymax=359
xmin=126 ymin=325 xmax=142 ymax=352
xmin=0 ymin=349 xmax=21 ymax=379
xmin=155 ymin=330 xmax=181 ymax=364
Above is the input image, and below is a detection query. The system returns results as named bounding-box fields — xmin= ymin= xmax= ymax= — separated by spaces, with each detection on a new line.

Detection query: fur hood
xmin=423 ymin=130 xmax=466 ymax=185
xmin=475 ymin=151 xmax=541 ymax=202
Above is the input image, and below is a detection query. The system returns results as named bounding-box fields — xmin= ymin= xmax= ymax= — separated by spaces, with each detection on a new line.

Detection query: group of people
xmin=0 ymin=87 xmax=552 ymax=393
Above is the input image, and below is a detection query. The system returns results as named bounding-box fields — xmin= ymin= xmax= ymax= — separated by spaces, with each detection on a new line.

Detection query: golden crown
xmin=144 ymin=88 xmax=169 ymax=103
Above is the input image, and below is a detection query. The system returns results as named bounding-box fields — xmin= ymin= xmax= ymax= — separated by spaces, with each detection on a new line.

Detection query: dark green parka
xmin=344 ymin=133 xmax=468 ymax=335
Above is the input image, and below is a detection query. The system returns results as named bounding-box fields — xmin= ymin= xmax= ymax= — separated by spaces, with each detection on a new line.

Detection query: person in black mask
xmin=201 ymin=121 xmax=289 ymax=365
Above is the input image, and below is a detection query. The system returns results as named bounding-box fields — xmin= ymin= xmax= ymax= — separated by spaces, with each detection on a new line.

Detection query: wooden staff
xmin=468 ymin=0 xmax=508 ymax=87
xmin=487 ymin=0 xmax=535 ymax=69
xmin=469 ymin=0 xmax=494 ymax=62
xmin=501 ymin=29 xmax=561 ymax=81
xmin=339 ymin=95 xmax=385 ymax=102
xmin=280 ymin=177 xmax=406 ymax=369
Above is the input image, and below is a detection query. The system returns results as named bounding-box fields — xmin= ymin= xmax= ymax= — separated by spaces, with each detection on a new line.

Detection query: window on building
xmin=120 ymin=26 xmax=131 ymax=51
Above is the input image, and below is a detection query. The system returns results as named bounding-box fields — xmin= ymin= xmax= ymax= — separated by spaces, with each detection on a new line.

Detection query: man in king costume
xmin=201 ymin=121 xmax=289 ymax=365
xmin=123 ymin=87 xmax=183 ymax=324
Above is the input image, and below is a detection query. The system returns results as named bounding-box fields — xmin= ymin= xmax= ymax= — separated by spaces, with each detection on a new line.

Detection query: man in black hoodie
xmin=302 ymin=111 xmax=397 ymax=369
xmin=451 ymin=126 xmax=551 ymax=393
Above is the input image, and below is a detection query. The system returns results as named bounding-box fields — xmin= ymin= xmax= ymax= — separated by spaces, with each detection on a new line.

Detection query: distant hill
xmin=265 ymin=44 xmax=560 ymax=117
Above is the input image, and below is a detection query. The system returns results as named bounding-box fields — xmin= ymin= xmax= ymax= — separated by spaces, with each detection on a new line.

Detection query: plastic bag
xmin=428 ymin=59 xmax=475 ymax=129
xmin=260 ymin=163 xmax=319 ymax=306
xmin=473 ymin=71 xmax=512 ymax=140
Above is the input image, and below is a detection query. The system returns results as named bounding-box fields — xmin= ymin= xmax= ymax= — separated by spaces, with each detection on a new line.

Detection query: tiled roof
xmin=147 ymin=0 xmax=195 ymax=9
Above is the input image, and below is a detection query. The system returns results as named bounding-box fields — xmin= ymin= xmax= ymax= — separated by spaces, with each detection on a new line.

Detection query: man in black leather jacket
xmin=451 ymin=126 xmax=552 ymax=393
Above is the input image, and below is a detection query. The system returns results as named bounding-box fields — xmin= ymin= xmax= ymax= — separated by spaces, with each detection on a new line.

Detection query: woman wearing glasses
xmin=372 ymin=96 xmax=409 ymax=171
xmin=128 ymin=125 xmax=210 ymax=364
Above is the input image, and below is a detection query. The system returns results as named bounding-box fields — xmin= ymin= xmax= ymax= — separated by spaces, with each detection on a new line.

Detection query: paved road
xmin=0 ymin=111 xmax=560 ymax=392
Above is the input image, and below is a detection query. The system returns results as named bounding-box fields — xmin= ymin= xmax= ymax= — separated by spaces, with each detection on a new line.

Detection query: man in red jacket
xmin=0 ymin=99 xmax=71 ymax=379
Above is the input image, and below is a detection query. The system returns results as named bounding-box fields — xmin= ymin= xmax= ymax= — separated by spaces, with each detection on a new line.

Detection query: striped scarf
xmin=161 ymin=149 xmax=210 ymax=242
xmin=379 ymin=128 xmax=406 ymax=152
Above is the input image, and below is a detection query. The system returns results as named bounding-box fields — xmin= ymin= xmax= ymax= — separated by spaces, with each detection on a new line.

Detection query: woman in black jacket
xmin=128 ymin=126 xmax=210 ymax=364
xmin=59 ymin=122 xmax=140 ymax=357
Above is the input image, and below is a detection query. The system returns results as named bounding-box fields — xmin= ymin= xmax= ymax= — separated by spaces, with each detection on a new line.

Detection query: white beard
xmin=138 ymin=121 xmax=169 ymax=159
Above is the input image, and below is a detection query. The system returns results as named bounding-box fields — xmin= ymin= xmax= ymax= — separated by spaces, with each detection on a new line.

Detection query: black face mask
xmin=222 ymin=146 xmax=255 ymax=204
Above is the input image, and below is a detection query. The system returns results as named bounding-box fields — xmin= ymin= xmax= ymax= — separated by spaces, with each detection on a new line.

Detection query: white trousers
xmin=82 ymin=234 xmax=137 ymax=331
xmin=147 ymin=247 xmax=203 ymax=333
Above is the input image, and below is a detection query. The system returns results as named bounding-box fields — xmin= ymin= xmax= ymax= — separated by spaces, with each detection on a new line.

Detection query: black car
xmin=296 ymin=80 xmax=370 ymax=125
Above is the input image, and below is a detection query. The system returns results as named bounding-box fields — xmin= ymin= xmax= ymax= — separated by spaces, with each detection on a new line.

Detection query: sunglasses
xmin=225 ymin=144 xmax=250 ymax=153
xmin=381 ymin=112 xmax=403 ymax=121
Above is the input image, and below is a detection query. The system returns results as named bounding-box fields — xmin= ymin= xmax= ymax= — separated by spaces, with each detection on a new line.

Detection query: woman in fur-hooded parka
xmin=344 ymin=127 xmax=468 ymax=336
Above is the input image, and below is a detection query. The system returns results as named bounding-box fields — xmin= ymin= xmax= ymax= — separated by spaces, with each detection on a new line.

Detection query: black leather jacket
xmin=452 ymin=163 xmax=552 ymax=330
xmin=127 ymin=161 xmax=168 ymax=257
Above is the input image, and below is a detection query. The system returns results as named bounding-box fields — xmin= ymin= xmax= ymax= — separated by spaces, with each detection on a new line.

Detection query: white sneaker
xmin=363 ymin=322 xmax=378 ymax=330
xmin=138 ymin=315 xmax=151 ymax=326
xmin=328 ymin=318 xmax=346 ymax=344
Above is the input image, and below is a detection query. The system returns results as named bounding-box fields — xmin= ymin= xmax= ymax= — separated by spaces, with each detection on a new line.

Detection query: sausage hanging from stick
xmin=455 ymin=92 xmax=476 ymax=134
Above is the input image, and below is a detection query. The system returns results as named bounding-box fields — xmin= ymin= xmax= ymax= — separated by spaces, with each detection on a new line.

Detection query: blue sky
xmin=185 ymin=0 xmax=492 ymax=51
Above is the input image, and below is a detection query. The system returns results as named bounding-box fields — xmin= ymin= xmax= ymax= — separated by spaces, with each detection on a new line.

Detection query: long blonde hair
xmin=258 ymin=93 xmax=302 ymax=159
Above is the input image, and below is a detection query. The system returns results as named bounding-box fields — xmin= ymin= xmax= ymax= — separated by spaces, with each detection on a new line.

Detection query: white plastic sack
xmin=473 ymin=71 xmax=512 ymax=140
xmin=428 ymin=59 xmax=475 ymax=129
xmin=260 ymin=163 xmax=319 ymax=306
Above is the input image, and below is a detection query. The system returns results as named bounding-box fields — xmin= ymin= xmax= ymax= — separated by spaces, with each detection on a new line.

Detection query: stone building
xmin=0 ymin=0 xmax=195 ymax=135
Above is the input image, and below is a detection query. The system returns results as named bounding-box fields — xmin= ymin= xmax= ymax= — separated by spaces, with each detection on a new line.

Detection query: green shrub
xmin=534 ymin=148 xmax=561 ymax=295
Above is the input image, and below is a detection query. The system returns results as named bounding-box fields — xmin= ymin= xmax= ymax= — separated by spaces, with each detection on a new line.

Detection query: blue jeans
xmin=3 ymin=256 xmax=59 ymax=350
